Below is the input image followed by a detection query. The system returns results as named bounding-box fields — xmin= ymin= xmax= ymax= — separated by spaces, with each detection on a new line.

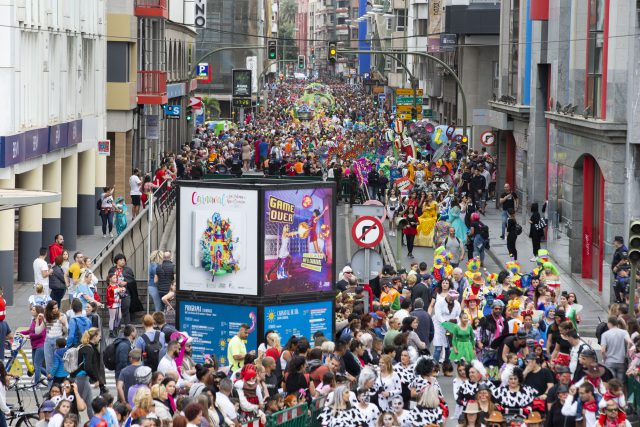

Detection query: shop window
xmin=508 ymin=0 xmax=519 ymax=98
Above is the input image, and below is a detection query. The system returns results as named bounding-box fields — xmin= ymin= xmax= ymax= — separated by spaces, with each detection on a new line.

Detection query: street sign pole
xmin=631 ymin=262 xmax=637 ymax=309
xmin=364 ymin=247 xmax=370 ymax=286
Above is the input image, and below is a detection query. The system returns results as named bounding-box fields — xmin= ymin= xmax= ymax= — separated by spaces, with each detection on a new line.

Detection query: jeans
xmin=607 ymin=363 xmax=626 ymax=383
xmin=120 ymin=295 xmax=131 ymax=326
xmin=44 ymin=336 xmax=58 ymax=376
xmin=473 ymin=234 xmax=485 ymax=265
xmin=367 ymin=185 xmax=377 ymax=199
xmin=433 ymin=345 xmax=451 ymax=364
xmin=148 ymin=285 xmax=162 ymax=312
xmin=406 ymin=234 xmax=416 ymax=255
xmin=501 ymin=210 xmax=508 ymax=237
xmin=50 ymin=288 xmax=65 ymax=307
xmin=33 ymin=346 xmax=46 ymax=385
xmin=100 ymin=210 xmax=114 ymax=235
xmin=0 ymin=410 xmax=6 ymax=427
xmin=75 ymin=375 xmax=95 ymax=418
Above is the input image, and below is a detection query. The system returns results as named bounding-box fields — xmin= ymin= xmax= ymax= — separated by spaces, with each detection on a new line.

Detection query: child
xmin=49 ymin=338 xmax=68 ymax=383
xmin=88 ymin=395 xmax=108 ymax=427
xmin=316 ymin=372 xmax=336 ymax=396
xmin=101 ymin=392 xmax=118 ymax=427
xmin=599 ymin=378 xmax=626 ymax=410
xmin=105 ymin=273 xmax=121 ymax=338
xmin=283 ymin=393 xmax=299 ymax=408
xmin=28 ymin=284 xmax=51 ymax=308
xmin=500 ymin=353 xmax=518 ymax=386
xmin=264 ymin=395 xmax=280 ymax=416
xmin=276 ymin=394 xmax=285 ymax=411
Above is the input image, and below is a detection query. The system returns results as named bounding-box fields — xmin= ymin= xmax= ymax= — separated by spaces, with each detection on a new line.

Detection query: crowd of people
xmin=2 ymin=77 xmax=637 ymax=427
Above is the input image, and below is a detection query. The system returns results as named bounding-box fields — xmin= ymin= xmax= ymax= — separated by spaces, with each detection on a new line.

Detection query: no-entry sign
xmin=351 ymin=216 xmax=384 ymax=249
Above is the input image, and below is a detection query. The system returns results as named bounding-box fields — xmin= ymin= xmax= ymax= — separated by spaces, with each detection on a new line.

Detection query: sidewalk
xmin=481 ymin=204 xmax=606 ymax=335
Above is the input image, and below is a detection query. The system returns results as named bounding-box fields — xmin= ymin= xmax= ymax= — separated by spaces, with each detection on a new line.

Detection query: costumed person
xmin=415 ymin=193 xmax=438 ymax=247
xmin=455 ymin=361 xmax=493 ymax=409
xmin=463 ymin=294 xmax=483 ymax=322
xmin=236 ymin=365 xmax=267 ymax=424
xmin=463 ymin=272 xmax=487 ymax=304
xmin=491 ymin=367 xmax=537 ymax=418
xmin=443 ymin=312 xmax=477 ymax=362
xmin=541 ymin=262 xmax=561 ymax=302
xmin=407 ymin=385 xmax=446 ymax=427
xmin=448 ymin=202 xmax=468 ymax=242
xmin=375 ymin=354 xmax=403 ymax=412
xmin=318 ymin=385 xmax=367 ymax=427
xmin=114 ymin=197 xmax=128 ymax=236
xmin=433 ymin=290 xmax=461 ymax=376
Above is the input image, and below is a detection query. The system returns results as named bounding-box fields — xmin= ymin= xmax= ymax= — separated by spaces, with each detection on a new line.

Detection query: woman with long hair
xmin=284 ymin=356 xmax=316 ymax=398
xmin=48 ymin=399 xmax=73 ymax=427
xmin=529 ymin=202 xmax=544 ymax=261
xmin=401 ymin=316 xmax=427 ymax=353
xmin=161 ymin=377 xmax=177 ymax=416
xmin=147 ymin=250 xmax=164 ymax=312
xmin=386 ymin=188 xmax=401 ymax=237
xmin=393 ymin=349 xmax=415 ymax=410
xmin=72 ymin=328 xmax=101 ymax=418
xmin=44 ymin=301 xmax=68 ymax=378
xmin=402 ymin=206 xmax=419 ymax=258
xmin=318 ymin=385 xmax=367 ymax=427
xmin=475 ymin=383 xmax=496 ymax=425
xmin=457 ymin=400 xmax=482 ymax=427
xmin=407 ymin=385 xmax=445 ymax=426
xmin=18 ymin=305 xmax=47 ymax=386
xmin=374 ymin=354 xmax=402 ymax=411
xmin=150 ymin=384 xmax=172 ymax=423
xmin=415 ymin=192 xmax=438 ymax=247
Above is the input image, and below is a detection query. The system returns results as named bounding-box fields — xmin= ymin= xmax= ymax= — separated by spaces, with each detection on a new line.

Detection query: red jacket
xmin=48 ymin=243 xmax=63 ymax=264
xmin=106 ymin=284 xmax=121 ymax=308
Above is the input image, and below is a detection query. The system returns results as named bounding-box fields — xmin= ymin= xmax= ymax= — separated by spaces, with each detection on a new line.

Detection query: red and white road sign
xmin=480 ymin=130 xmax=496 ymax=147
xmin=190 ymin=97 xmax=202 ymax=110
xmin=351 ymin=216 xmax=384 ymax=249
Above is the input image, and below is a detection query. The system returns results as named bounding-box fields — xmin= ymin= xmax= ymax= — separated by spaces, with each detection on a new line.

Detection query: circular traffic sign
xmin=480 ymin=130 xmax=496 ymax=147
xmin=351 ymin=216 xmax=384 ymax=249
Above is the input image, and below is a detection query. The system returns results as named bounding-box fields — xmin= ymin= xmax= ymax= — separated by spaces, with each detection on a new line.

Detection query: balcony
xmin=336 ymin=24 xmax=349 ymax=35
xmin=336 ymin=7 xmax=349 ymax=18
xmin=137 ymin=71 xmax=168 ymax=105
xmin=134 ymin=0 xmax=168 ymax=19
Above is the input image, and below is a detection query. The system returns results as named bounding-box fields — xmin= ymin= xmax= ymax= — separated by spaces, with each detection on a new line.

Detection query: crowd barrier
xmin=244 ymin=397 xmax=327 ymax=427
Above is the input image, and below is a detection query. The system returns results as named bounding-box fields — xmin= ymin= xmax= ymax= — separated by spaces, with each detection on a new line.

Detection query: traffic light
xmin=186 ymin=105 xmax=193 ymax=121
xmin=268 ymin=40 xmax=277 ymax=60
xmin=630 ymin=220 xmax=640 ymax=263
xmin=311 ymin=47 xmax=315 ymax=59
xmin=328 ymin=42 xmax=337 ymax=62
xmin=373 ymin=95 xmax=378 ymax=107
xmin=297 ymin=55 xmax=305 ymax=69
xmin=411 ymin=107 xmax=417 ymax=121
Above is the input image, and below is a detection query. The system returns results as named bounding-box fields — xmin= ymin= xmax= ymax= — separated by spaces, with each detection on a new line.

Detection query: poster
xmin=263 ymin=188 xmax=334 ymax=296
xmin=179 ymin=186 xmax=258 ymax=295
xmin=394 ymin=176 xmax=414 ymax=195
xmin=179 ymin=301 xmax=257 ymax=365
xmin=264 ymin=301 xmax=333 ymax=346
xmin=232 ymin=69 xmax=252 ymax=98
xmin=428 ymin=0 xmax=444 ymax=35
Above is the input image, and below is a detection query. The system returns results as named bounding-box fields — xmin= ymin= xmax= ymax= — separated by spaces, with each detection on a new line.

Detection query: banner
xmin=179 ymin=301 xmax=257 ymax=365
xmin=428 ymin=0 xmax=444 ymax=35
xmin=246 ymin=56 xmax=258 ymax=94
xmin=263 ymin=188 xmax=334 ymax=296
xmin=232 ymin=69 xmax=252 ymax=98
xmin=264 ymin=301 xmax=333 ymax=346
xmin=178 ymin=186 xmax=259 ymax=295
xmin=395 ymin=176 xmax=414 ymax=195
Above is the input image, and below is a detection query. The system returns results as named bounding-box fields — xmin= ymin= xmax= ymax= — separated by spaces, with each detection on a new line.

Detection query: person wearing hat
xmin=573 ymin=363 xmax=608 ymax=396
xmin=478 ymin=299 xmax=506 ymax=357
xmin=611 ymin=235 xmax=628 ymax=273
xmin=523 ymin=352 xmax=554 ymax=399
xmin=522 ymin=411 xmax=545 ymax=426
xmin=546 ymin=365 xmax=573 ymax=407
xmin=380 ymin=278 xmax=400 ymax=306
xmin=546 ymin=383 xmax=576 ymax=425
xmin=484 ymin=410 xmax=505 ymax=427
xmin=36 ymin=399 xmax=56 ymax=427
xmin=336 ymin=266 xmax=357 ymax=292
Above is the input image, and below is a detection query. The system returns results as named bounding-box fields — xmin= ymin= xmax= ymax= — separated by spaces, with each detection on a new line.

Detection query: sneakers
xmin=529 ymin=257 xmax=537 ymax=262
xmin=109 ymin=232 xmax=114 ymax=237
xmin=500 ymin=235 xmax=505 ymax=239
xmin=103 ymin=234 xmax=107 ymax=238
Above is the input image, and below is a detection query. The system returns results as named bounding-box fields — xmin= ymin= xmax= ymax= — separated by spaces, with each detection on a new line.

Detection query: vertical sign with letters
xmin=194 ymin=0 xmax=206 ymax=28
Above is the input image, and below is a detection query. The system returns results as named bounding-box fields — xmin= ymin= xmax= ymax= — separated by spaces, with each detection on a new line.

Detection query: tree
xmin=202 ymin=96 xmax=221 ymax=120
xmin=278 ymin=0 xmax=298 ymax=61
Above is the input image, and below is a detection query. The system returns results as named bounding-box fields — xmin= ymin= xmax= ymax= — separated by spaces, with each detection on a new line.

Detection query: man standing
xmin=67 ymin=252 xmax=84 ymax=296
xmin=154 ymin=251 xmax=175 ymax=302
xmin=451 ymin=268 xmax=469 ymax=300
xmin=48 ymin=234 xmax=64 ymax=264
xmin=33 ymin=248 xmax=51 ymax=294
xmin=129 ymin=169 xmax=142 ymax=218
xmin=228 ymin=324 xmax=251 ymax=373
xmin=66 ymin=299 xmax=92 ymax=348
xmin=444 ymin=228 xmax=465 ymax=268
xmin=157 ymin=341 xmax=191 ymax=387
xmin=611 ymin=236 xmax=628 ymax=273
xmin=499 ymin=183 xmax=518 ymax=239
xmin=410 ymin=298 xmax=434 ymax=347
xmin=408 ymin=274 xmax=431 ymax=308
xmin=600 ymin=316 xmax=631 ymax=382
xmin=113 ymin=325 xmax=136 ymax=380
xmin=335 ymin=266 xmax=357 ymax=292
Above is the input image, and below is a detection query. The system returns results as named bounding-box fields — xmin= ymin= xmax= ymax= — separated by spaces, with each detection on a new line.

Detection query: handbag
xmin=535 ymin=217 xmax=548 ymax=231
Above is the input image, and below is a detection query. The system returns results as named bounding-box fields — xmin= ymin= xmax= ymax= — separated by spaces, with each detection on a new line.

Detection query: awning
xmin=0 ymin=188 xmax=61 ymax=211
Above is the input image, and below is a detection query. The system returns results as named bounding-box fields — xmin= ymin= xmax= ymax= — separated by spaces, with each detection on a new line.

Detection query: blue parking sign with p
xmin=197 ymin=63 xmax=209 ymax=78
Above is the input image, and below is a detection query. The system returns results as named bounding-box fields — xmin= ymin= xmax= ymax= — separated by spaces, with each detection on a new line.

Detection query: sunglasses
xmin=344 ymin=271 xmax=353 ymax=274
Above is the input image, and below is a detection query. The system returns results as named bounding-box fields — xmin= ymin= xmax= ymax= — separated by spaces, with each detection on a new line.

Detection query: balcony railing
xmin=137 ymin=70 xmax=168 ymax=105
xmin=134 ymin=0 xmax=168 ymax=19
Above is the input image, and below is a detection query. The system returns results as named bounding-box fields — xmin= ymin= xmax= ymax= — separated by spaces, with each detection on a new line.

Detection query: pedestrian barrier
xmin=308 ymin=396 xmax=327 ymax=427
xmin=265 ymin=403 xmax=308 ymax=427
xmin=629 ymin=376 xmax=640 ymax=412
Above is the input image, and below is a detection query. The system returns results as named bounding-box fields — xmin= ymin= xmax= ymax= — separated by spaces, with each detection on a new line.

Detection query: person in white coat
xmin=432 ymin=290 xmax=461 ymax=371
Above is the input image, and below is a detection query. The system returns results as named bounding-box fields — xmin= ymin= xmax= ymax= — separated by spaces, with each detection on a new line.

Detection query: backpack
xmin=515 ymin=223 xmax=523 ymax=235
xmin=477 ymin=222 xmax=490 ymax=240
xmin=104 ymin=338 xmax=127 ymax=371
xmin=63 ymin=345 xmax=85 ymax=374
xmin=142 ymin=332 xmax=162 ymax=370
xmin=96 ymin=198 xmax=102 ymax=211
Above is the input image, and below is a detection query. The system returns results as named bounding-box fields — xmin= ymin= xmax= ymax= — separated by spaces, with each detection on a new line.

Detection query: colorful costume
xmin=415 ymin=201 xmax=438 ymax=247
xmin=443 ymin=322 xmax=476 ymax=362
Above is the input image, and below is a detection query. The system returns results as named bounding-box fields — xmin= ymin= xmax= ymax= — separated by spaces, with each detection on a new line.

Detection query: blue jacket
xmin=51 ymin=347 xmax=68 ymax=378
xmin=66 ymin=315 xmax=92 ymax=348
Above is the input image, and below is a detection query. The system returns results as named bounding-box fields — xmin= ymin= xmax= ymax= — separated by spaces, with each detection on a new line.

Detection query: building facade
xmin=489 ymin=0 xmax=640 ymax=303
xmin=0 ymin=0 xmax=107 ymax=302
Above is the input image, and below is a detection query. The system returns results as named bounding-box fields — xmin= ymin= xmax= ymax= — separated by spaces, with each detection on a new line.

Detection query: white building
xmin=0 ymin=0 xmax=107 ymax=303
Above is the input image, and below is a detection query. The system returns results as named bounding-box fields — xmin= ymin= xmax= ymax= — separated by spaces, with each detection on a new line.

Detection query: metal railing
xmin=92 ymin=181 xmax=176 ymax=288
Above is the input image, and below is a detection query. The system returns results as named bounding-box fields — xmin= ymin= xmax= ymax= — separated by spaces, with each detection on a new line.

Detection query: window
xmin=507 ymin=0 xmax=519 ymax=98
xmin=586 ymin=0 xmax=605 ymax=118
xmin=395 ymin=54 xmax=405 ymax=72
xmin=417 ymin=19 xmax=428 ymax=36
xmin=107 ymin=42 xmax=129 ymax=83
xmin=493 ymin=61 xmax=499 ymax=90
xmin=386 ymin=17 xmax=392 ymax=31
xmin=395 ymin=9 xmax=406 ymax=31
xmin=384 ymin=57 xmax=391 ymax=71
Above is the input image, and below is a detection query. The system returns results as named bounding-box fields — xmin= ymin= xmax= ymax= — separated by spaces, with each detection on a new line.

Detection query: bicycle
xmin=5 ymin=382 xmax=41 ymax=427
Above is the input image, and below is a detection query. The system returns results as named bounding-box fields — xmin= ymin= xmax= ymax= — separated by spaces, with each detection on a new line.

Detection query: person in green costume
xmin=443 ymin=312 xmax=477 ymax=362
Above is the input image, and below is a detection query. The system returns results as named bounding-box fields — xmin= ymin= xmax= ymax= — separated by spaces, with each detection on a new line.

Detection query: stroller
xmin=6 ymin=333 xmax=35 ymax=379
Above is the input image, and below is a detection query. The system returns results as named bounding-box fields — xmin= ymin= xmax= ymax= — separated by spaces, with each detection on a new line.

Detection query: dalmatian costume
xmin=407 ymin=405 xmax=445 ymax=426
xmin=491 ymin=384 xmax=537 ymax=414
xmin=318 ymin=406 xmax=368 ymax=427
